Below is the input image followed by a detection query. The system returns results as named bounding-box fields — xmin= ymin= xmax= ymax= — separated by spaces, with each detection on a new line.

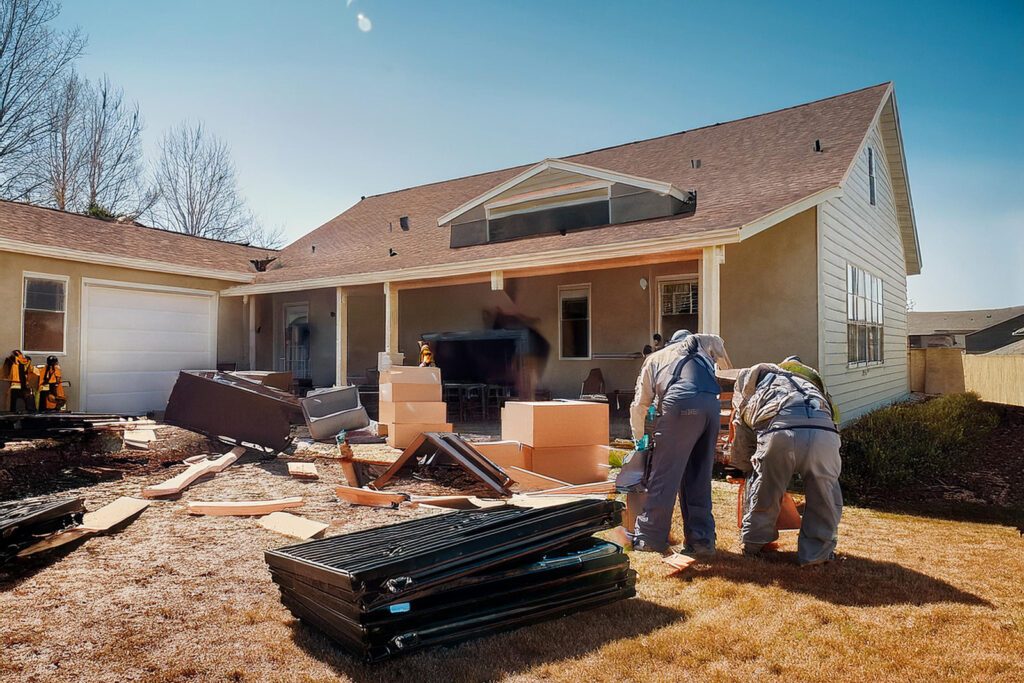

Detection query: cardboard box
xmin=385 ymin=422 xmax=454 ymax=449
xmin=379 ymin=366 xmax=441 ymax=385
xmin=501 ymin=401 xmax=609 ymax=447
xmin=524 ymin=444 xmax=612 ymax=485
xmin=378 ymin=401 xmax=448 ymax=424
xmin=379 ymin=382 xmax=442 ymax=403
xmin=471 ymin=440 xmax=530 ymax=470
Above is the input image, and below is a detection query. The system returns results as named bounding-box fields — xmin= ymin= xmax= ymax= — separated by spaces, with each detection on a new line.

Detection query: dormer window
xmin=442 ymin=159 xmax=695 ymax=248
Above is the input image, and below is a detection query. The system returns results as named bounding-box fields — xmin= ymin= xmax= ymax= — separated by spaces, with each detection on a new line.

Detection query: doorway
xmin=281 ymin=303 xmax=310 ymax=380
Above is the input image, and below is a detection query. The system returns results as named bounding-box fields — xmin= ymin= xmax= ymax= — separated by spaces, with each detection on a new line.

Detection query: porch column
xmin=700 ymin=245 xmax=725 ymax=335
xmin=246 ymin=295 xmax=257 ymax=370
xmin=335 ymin=287 xmax=348 ymax=386
xmin=384 ymin=281 xmax=399 ymax=354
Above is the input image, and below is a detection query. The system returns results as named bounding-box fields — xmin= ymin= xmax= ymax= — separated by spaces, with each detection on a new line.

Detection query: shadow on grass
xmin=289 ymin=597 xmax=683 ymax=682
xmin=694 ymin=550 xmax=991 ymax=607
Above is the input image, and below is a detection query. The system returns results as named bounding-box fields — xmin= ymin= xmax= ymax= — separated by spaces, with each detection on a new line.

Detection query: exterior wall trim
xmin=20 ymin=270 xmax=71 ymax=356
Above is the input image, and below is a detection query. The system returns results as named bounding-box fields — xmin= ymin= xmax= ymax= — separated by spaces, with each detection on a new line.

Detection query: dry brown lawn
xmin=1 ymin=448 xmax=1022 ymax=683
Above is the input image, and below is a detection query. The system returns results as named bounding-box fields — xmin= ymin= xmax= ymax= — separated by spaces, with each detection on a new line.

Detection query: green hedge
xmin=839 ymin=393 xmax=1000 ymax=500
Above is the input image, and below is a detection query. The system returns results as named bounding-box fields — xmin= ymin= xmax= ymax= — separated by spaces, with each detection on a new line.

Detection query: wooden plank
xmin=505 ymin=466 xmax=569 ymax=492
xmin=335 ymin=485 xmax=409 ymax=508
xmin=141 ymin=450 xmax=240 ymax=498
xmin=663 ymin=553 xmax=698 ymax=573
xmin=18 ymin=497 xmax=151 ymax=557
xmin=187 ymin=497 xmax=305 ymax=516
xmin=257 ymin=512 xmax=328 ymax=540
xmin=528 ymin=480 xmax=615 ymax=496
xmin=287 ymin=462 xmax=319 ymax=480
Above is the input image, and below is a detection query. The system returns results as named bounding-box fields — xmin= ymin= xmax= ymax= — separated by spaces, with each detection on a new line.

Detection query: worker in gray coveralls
xmin=628 ymin=330 xmax=732 ymax=556
xmin=731 ymin=361 xmax=842 ymax=566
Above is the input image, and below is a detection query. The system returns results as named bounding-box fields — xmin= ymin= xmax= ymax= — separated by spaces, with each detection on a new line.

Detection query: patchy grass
xmin=0 ymin=453 xmax=1022 ymax=682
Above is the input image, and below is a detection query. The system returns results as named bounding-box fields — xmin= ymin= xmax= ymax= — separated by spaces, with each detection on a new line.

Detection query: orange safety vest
xmin=38 ymin=363 xmax=65 ymax=409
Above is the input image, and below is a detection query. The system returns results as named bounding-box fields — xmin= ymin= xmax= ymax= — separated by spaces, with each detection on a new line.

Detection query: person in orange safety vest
xmin=5 ymin=350 xmax=36 ymax=412
xmin=37 ymin=355 xmax=66 ymax=412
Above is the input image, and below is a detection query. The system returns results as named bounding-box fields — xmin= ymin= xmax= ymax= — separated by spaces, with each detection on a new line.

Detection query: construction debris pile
xmin=0 ymin=496 xmax=84 ymax=564
xmin=265 ymin=499 xmax=633 ymax=661
xmin=0 ymin=413 xmax=154 ymax=448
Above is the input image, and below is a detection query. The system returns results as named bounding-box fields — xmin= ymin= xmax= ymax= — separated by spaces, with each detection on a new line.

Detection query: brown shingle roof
xmin=0 ymin=200 xmax=276 ymax=279
xmin=255 ymin=83 xmax=892 ymax=287
xmin=908 ymin=306 xmax=1024 ymax=336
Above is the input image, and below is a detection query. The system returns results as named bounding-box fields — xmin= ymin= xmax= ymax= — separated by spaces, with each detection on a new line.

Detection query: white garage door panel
xmin=83 ymin=283 xmax=217 ymax=413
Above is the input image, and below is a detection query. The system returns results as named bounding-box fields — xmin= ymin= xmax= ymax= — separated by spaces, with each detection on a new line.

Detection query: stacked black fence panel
xmin=0 ymin=496 xmax=85 ymax=565
xmin=265 ymin=499 xmax=635 ymax=661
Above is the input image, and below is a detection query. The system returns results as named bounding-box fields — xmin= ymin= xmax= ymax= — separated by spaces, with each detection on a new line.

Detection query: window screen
xmin=846 ymin=264 xmax=884 ymax=365
xmin=559 ymin=286 xmax=590 ymax=359
xmin=661 ymin=281 xmax=698 ymax=315
xmin=23 ymin=276 xmax=66 ymax=353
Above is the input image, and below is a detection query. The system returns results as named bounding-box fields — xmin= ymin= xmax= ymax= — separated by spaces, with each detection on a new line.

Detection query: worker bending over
xmin=628 ymin=330 xmax=733 ymax=555
xmin=4 ymin=350 xmax=36 ymax=412
xmin=37 ymin=356 xmax=65 ymax=412
xmin=731 ymin=358 xmax=842 ymax=566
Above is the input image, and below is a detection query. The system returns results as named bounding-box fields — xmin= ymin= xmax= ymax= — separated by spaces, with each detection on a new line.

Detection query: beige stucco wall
xmin=720 ymin=208 xmax=820 ymax=369
xmin=0 ymin=252 xmax=246 ymax=410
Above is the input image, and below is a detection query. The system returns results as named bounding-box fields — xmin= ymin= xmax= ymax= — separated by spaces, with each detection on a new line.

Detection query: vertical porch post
xmin=700 ymin=245 xmax=725 ymax=335
xmin=384 ymin=281 xmax=399 ymax=355
xmin=335 ymin=287 xmax=348 ymax=386
xmin=246 ymin=295 xmax=257 ymax=370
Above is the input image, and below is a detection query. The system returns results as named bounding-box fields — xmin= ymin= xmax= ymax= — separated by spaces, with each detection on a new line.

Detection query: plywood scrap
xmin=663 ymin=553 xmax=697 ymax=573
xmin=505 ymin=466 xmax=569 ymax=492
xmin=287 ymin=462 xmax=319 ymax=480
xmin=257 ymin=512 xmax=328 ymax=540
xmin=141 ymin=449 xmax=241 ymax=499
xmin=187 ymin=497 xmax=304 ymax=516
xmin=336 ymin=486 xmax=409 ymax=509
xmin=407 ymin=495 xmax=504 ymax=510
xmin=124 ymin=429 xmax=156 ymax=449
xmin=18 ymin=497 xmax=150 ymax=557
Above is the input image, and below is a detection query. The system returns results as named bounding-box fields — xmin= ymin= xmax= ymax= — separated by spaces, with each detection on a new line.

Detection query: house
xmin=0 ymin=201 xmax=275 ymax=413
xmin=908 ymin=306 xmax=1024 ymax=353
xmin=219 ymin=82 xmax=921 ymax=422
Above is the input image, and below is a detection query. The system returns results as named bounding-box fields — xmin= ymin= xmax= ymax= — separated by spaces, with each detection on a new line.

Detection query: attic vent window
xmin=399 ymin=216 xmax=409 ymax=230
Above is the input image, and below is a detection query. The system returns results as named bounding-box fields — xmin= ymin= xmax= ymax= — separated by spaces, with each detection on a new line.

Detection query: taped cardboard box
xmin=379 ymin=382 xmax=442 ymax=403
xmin=471 ymin=440 xmax=531 ymax=470
xmin=378 ymin=401 xmax=447 ymax=424
xmin=379 ymin=367 xmax=441 ymax=385
xmin=524 ymin=444 xmax=612 ymax=485
xmin=501 ymin=401 xmax=609 ymax=448
xmin=385 ymin=422 xmax=454 ymax=449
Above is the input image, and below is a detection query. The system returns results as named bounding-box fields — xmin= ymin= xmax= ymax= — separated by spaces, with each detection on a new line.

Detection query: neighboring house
xmin=219 ymin=82 xmax=921 ymax=422
xmin=0 ymin=200 xmax=276 ymax=413
xmin=986 ymin=339 xmax=1024 ymax=356
xmin=908 ymin=306 xmax=1024 ymax=353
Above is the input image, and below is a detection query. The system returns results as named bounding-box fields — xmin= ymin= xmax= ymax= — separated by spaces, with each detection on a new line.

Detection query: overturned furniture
xmin=301 ymin=385 xmax=369 ymax=441
xmin=164 ymin=371 xmax=302 ymax=452
xmin=265 ymin=499 xmax=632 ymax=662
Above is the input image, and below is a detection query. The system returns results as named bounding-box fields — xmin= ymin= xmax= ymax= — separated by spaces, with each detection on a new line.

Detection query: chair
xmin=579 ymin=368 xmax=608 ymax=402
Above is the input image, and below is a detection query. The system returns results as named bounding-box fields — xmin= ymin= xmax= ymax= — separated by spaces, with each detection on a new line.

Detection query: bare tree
xmin=0 ymin=0 xmax=85 ymax=198
xmin=150 ymin=121 xmax=280 ymax=247
xmin=37 ymin=70 xmax=85 ymax=209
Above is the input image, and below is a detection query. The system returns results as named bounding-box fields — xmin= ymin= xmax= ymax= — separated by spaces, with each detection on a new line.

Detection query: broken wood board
xmin=142 ymin=449 xmax=241 ymax=499
xmin=287 ymin=462 xmax=319 ymax=480
xmin=187 ymin=497 xmax=304 ymax=516
xmin=124 ymin=429 xmax=156 ymax=449
xmin=18 ymin=497 xmax=151 ymax=557
xmin=336 ymin=485 xmax=409 ymax=508
xmin=505 ymin=466 xmax=569 ymax=492
xmin=529 ymin=480 xmax=616 ymax=496
xmin=257 ymin=512 xmax=328 ymax=540
xmin=663 ymin=553 xmax=697 ymax=573
xmin=407 ymin=494 xmax=586 ymax=510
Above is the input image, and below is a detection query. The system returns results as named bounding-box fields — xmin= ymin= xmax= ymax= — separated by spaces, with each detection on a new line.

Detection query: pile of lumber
xmin=0 ymin=496 xmax=85 ymax=564
xmin=265 ymin=499 xmax=634 ymax=662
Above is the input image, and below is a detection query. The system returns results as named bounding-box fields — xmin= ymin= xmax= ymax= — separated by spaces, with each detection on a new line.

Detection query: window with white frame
xmin=660 ymin=281 xmax=698 ymax=316
xmin=558 ymin=285 xmax=590 ymax=359
xmin=847 ymin=264 xmax=883 ymax=365
xmin=23 ymin=274 xmax=67 ymax=354
xmin=867 ymin=147 xmax=876 ymax=206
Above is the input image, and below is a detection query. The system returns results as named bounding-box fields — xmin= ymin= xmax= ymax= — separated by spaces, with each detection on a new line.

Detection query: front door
xmin=281 ymin=303 xmax=310 ymax=380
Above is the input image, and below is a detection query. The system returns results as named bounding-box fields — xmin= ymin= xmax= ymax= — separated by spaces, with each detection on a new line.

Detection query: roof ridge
xmin=0 ymin=198 xmax=279 ymax=252
xmin=360 ymin=82 xmax=892 ymax=202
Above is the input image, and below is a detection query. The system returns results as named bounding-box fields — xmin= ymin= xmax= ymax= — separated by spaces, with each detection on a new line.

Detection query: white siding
xmin=819 ymin=123 xmax=910 ymax=421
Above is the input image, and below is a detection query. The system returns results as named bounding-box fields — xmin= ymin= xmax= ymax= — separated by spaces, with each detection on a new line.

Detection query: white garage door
xmin=82 ymin=280 xmax=217 ymax=414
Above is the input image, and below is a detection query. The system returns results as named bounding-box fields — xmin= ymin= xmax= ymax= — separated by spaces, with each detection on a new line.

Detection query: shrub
xmin=839 ymin=392 xmax=1000 ymax=501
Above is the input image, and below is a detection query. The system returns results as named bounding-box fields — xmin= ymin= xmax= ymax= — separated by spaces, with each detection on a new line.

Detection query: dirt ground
xmin=1 ymin=429 xmax=1022 ymax=682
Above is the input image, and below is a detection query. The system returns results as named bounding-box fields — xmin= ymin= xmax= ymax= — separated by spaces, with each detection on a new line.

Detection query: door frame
xmin=80 ymin=278 xmax=218 ymax=412
xmin=276 ymin=300 xmax=310 ymax=376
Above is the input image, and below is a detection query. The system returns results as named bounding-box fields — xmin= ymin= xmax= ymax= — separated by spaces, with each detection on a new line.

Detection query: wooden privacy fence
xmin=909 ymin=348 xmax=1024 ymax=407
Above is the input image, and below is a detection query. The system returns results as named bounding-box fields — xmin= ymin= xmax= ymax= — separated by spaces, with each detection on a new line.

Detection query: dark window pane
xmin=24 ymin=278 xmax=65 ymax=311
xmin=847 ymin=324 xmax=858 ymax=363
xmin=561 ymin=296 xmax=588 ymax=320
xmin=561 ymin=320 xmax=589 ymax=358
xmin=24 ymin=310 xmax=64 ymax=352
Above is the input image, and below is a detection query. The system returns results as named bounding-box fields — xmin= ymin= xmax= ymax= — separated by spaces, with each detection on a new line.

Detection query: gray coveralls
xmin=631 ymin=349 xmax=721 ymax=553
xmin=733 ymin=371 xmax=842 ymax=565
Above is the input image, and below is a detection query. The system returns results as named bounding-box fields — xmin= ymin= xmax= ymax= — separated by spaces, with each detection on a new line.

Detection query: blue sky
xmin=55 ymin=0 xmax=1022 ymax=310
